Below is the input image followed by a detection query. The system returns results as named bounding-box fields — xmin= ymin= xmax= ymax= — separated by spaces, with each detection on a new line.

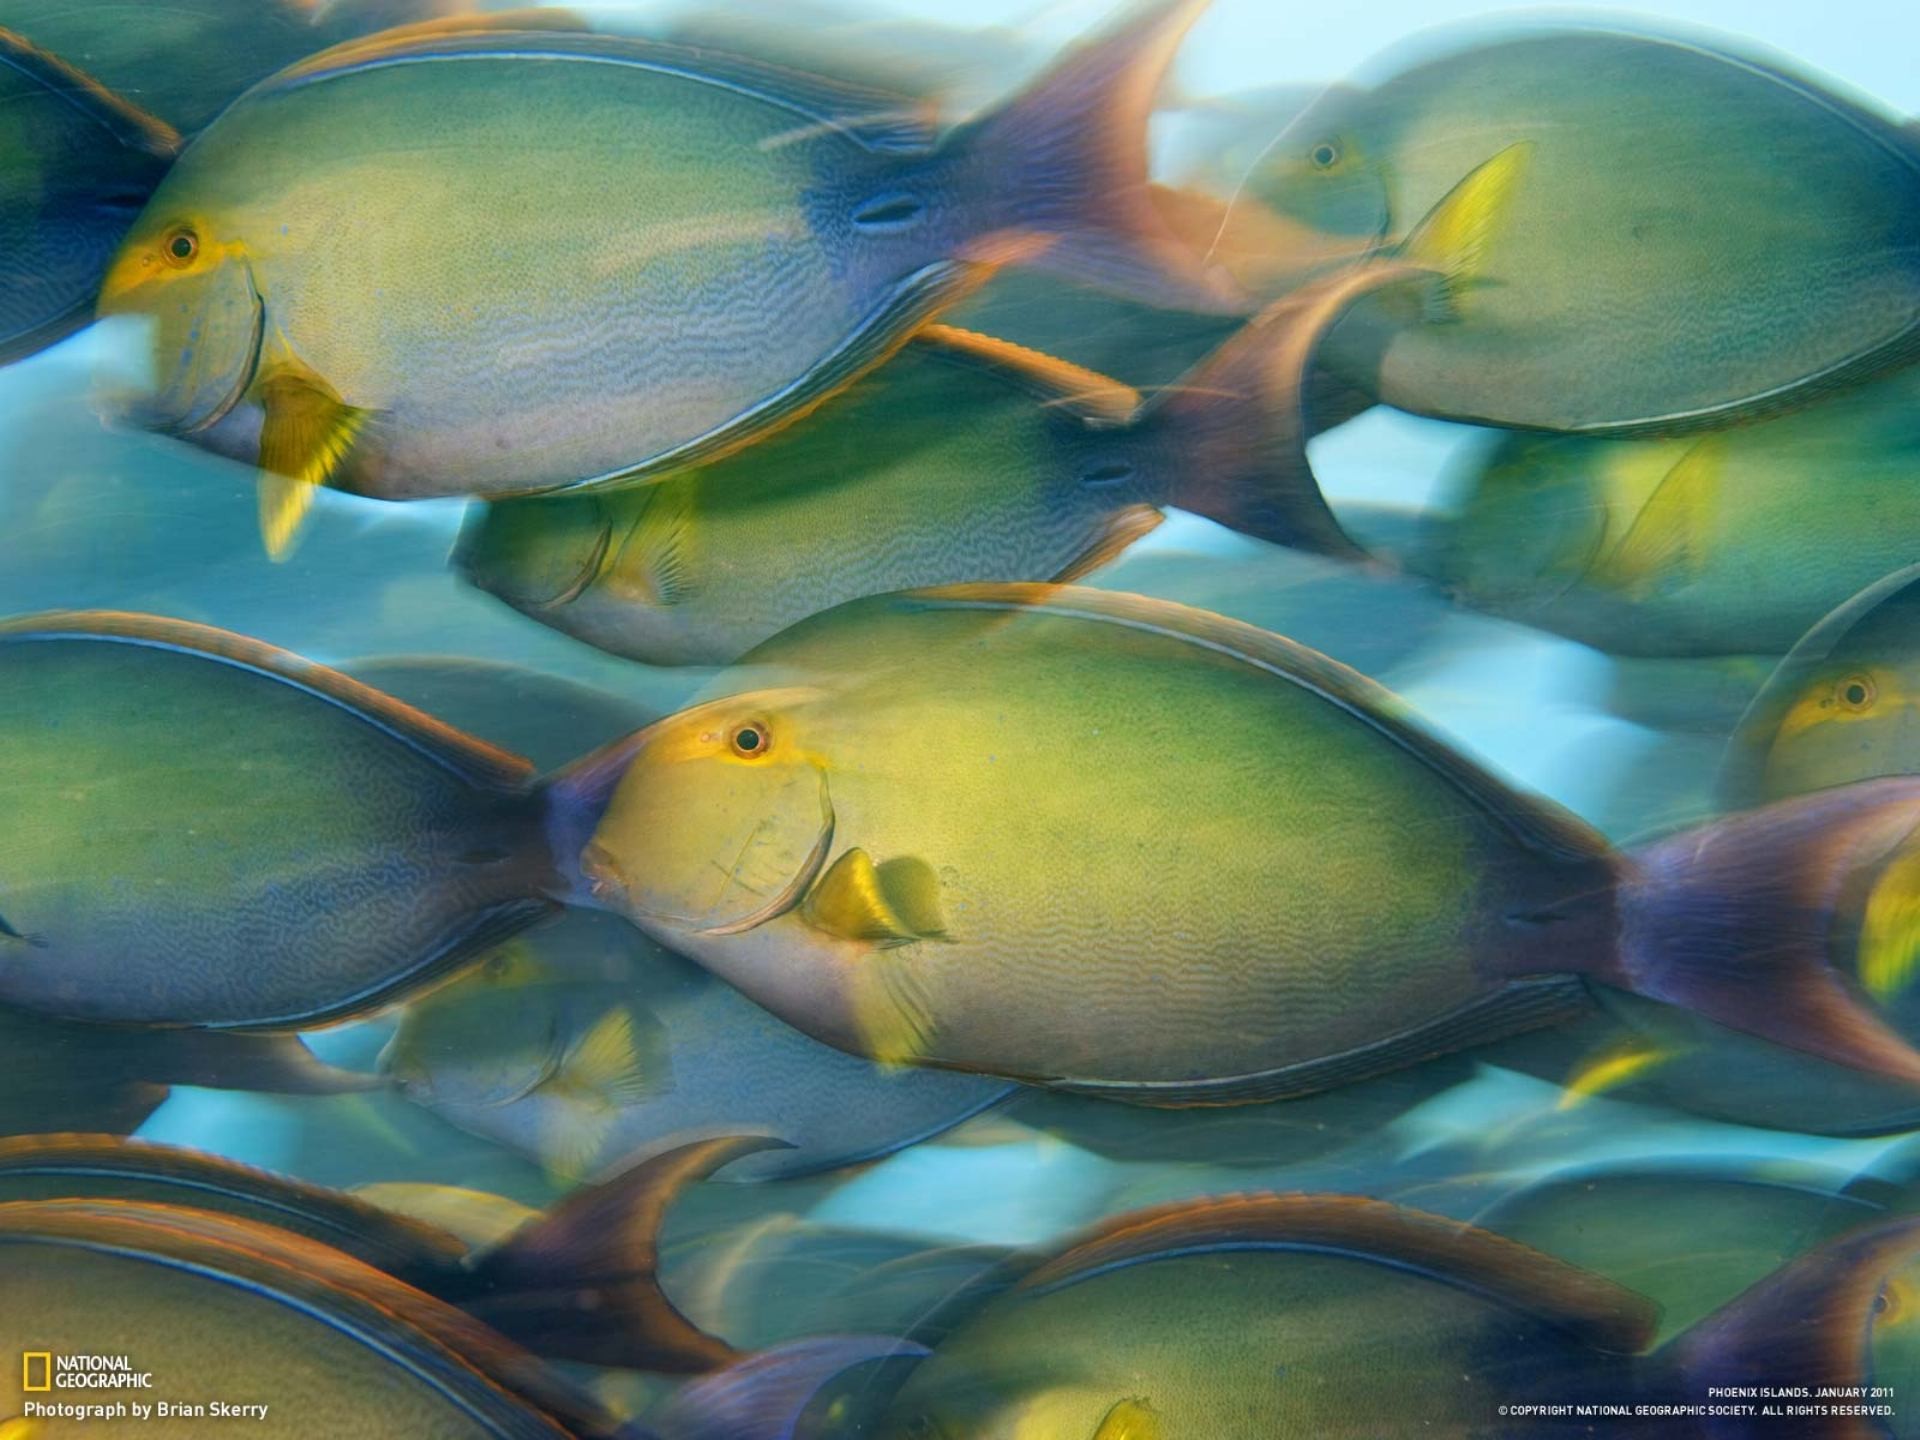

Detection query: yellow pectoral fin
xmin=555 ymin=1005 xmax=670 ymax=1107
xmin=1399 ymin=141 xmax=1533 ymax=322
xmin=1093 ymin=1397 xmax=1163 ymax=1440
xmin=1861 ymin=844 xmax=1920 ymax=1003
xmin=1588 ymin=437 xmax=1723 ymax=598
xmin=255 ymin=365 xmax=373 ymax=559
xmin=802 ymin=848 xmax=949 ymax=943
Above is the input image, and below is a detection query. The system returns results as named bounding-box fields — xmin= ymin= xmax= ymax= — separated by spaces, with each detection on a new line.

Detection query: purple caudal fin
xmin=951 ymin=0 xmax=1244 ymax=311
xmin=1144 ymin=260 xmax=1431 ymax=559
xmin=1608 ymin=777 xmax=1920 ymax=1085
xmin=1661 ymin=1213 xmax=1920 ymax=1437
xmin=456 ymin=1134 xmax=790 ymax=1372
xmin=653 ymin=1335 xmax=930 ymax=1440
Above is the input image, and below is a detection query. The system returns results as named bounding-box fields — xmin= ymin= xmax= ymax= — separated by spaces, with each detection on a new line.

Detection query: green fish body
xmin=830 ymin=1196 xmax=1658 ymax=1440
xmin=670 ymin=1194 xmax=1920 ymax=1440
xmin=457 ymin=339 xmax=1177 ymax=666
xmin=1241 ymin=27 xmax=1920 ymax=434
xmin=0 ymin=613 xmax=556 ymax=1028
xmin=557 ymin=585 xmax=1620 ymax=1099
xmin=1412 ymin=369 xmax=1920 ymax=657
xmin=1481 ymin=1171 xmax=1911 ymax=1345
xmin=97 ymin=5 xmax=1227 ymax=522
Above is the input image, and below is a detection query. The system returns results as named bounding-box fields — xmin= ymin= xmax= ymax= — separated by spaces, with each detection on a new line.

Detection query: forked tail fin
xmin=1609 ymin=777 xmax=1920 ymax=1085
xmin=1144 ymin=260 xmax=1430 ymax=558
xmin=954 ymin=0 xmax=1245 ymax=311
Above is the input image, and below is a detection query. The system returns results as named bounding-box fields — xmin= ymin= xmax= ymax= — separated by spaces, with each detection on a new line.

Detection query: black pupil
xmin=1313 ymin=144 xmax=1337 ymax=167
xmin=736 ymin=728 xmax=762 ymax=752
xmin=1846 ymin=682 xmax=1870 ymax=706
xmin=169 ymin=233 xmax=194 ymax=258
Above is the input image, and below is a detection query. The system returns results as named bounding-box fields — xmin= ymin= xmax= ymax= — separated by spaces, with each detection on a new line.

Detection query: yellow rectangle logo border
xmin=22 ymin=1352 xmax=51 ymax=1392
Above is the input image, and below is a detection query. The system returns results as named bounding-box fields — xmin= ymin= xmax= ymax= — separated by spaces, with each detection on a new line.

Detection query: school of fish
xmin=4 ymin=0 xmax=1920 ymax=1436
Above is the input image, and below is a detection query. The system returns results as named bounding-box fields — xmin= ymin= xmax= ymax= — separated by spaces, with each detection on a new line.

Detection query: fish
xmin=383 ymin=913 xmax=1012 ymax=1182
xmin=548 ymin=582 xmax=1920 ymax=1102
xmin=1226 ymin=25 xmax=1920 ymax=435
xmin=658 ymin=1192 xmax=1920 ymax=1440
xmin=95 ymin=0 xmax=1243 ymax=554
xmin=0 ymin=1190 xmax=640 ymax=1440
xmin=1720 ymin=563 xmax=1920 ymax=810
xmin=1409 ymin=367 xmax=1920 ymax=657
xmin=0 ymin=2 xmax=530 ymax=365
xmin=0 ymin=1130 xmax=774 ymax=1373
xmin=458 ymin=257 xmax=1470 ymax=666
xmin=0 ymin=611 xmax=560 ymax=1028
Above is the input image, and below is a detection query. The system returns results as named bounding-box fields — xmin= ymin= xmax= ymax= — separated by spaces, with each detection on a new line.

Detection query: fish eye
xmin=1876 ymin=1278 xmax=1910 ymax=1323
xmin=1309 ymin=139 xmax=1341 ymax=170
xmin=731 ymin=723 xmax=769 ymax=757
xmin=162 ymin=226 xmax=199 ymax=266
xmin=1837 ymin=673 xmax=1878 ymax=712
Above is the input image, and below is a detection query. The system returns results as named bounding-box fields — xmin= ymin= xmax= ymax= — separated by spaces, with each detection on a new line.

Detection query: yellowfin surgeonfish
xmin=1226 ymin=25 xmax=1920 ymax=435
xmin=96 ymin=0 xmax=1240 ymax=556
xmin=545 ymin=584 xmax=1920 ymax=1101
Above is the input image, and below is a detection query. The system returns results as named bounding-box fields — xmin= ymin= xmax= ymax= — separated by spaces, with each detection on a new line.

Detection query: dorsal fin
xmin=0 ymin=611 xmax=533 ymax=792
xmin=901 ymin=584 xmax=1610 ymax=862
xmin=0 ymin=1133 xmax=468 ymax=1275
xmin=272 ymin=29 xmax=940 ymax=154
xmin=0 ymin=27 xmax=178 ymax=157
xmin=916 ymin=325 xmax=1143 ymax=424
xmin=1017 ymin=1193 xmax=1659 ymax=1354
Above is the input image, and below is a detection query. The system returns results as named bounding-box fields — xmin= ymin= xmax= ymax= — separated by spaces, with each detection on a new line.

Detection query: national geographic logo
xmin=19 ymin=1352 xmax=153 ymax=1390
